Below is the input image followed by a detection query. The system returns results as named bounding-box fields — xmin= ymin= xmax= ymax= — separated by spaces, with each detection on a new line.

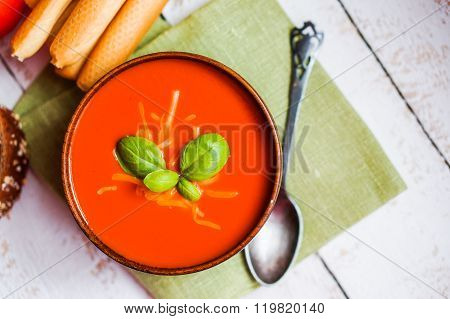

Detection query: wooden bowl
xmin=62 ymin=52 xmax=282 ymax=275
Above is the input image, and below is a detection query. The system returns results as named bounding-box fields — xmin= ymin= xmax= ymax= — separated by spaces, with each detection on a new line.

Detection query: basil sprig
xmin=116 ymin=136 xmax=165 ymax=178
xmin=180 ymin=133 xmax=230 ymax=181
xmin=177 ymin=177 xmax=202 ymax=202
xmin=144 ymin=169 xmax=179 ymax=193
xmin=115 ymin=133 xmax=230 ymax=201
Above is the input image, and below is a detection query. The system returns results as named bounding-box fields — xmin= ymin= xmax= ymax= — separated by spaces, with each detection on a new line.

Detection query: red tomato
xmin=0 ymin=0 xmax=26 ymax=37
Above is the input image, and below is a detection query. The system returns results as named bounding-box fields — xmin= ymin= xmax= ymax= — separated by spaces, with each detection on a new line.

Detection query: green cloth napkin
xmin=14 ymin=0 xmax=405 ymax=298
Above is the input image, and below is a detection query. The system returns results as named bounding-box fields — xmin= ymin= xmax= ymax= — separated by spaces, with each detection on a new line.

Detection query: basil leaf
xmin=177 ymin=177 xmax=202 ymax=201
xmin=114 ymin=149 xmax=133 ymax=175
xmin=143 ymin=169 xmax=179 ymax=193
xmin=180 ymin=133 xmax=230 ymax=181
xmin=116 ymin=136 xmax=165 ymax=178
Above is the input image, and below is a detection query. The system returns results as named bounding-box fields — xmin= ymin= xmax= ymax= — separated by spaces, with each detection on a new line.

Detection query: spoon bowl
xmin=245 ymin=189 xmax=304 ymax=285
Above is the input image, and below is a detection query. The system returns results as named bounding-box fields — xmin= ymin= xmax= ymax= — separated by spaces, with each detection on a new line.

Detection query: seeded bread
xmin=0 ymin=107 xmax=28 ymax=217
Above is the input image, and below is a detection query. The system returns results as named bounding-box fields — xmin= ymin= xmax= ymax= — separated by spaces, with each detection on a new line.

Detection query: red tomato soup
xmin=68 ymin=56 xmax=279 ymax=269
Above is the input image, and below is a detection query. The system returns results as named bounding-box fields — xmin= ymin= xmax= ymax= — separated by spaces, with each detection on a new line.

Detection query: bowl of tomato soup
xmin=63 ymin=52 xmax=281 ymax=275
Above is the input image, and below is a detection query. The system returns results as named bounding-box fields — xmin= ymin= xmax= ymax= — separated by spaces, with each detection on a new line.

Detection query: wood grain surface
xmin=0 ymin=0 xmax=448 ymax=298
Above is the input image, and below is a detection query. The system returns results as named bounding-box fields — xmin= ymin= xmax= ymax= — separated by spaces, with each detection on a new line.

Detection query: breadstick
xmin=50 ymin=0 xmax=126 ymax=69
xmin=54 ymin=58 xmax=84 ymax=79
xmin=11 ymin=0 xmax=72 ymax=61
xmin=77 ymin=0 xmax=168 ymax=91
xmin=24 ymin=0 xmax=40 ymax=8
xmin=46 ymin=0 xmax=79 ymax=48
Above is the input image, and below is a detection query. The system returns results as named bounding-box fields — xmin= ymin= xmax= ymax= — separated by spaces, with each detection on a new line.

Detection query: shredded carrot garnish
xmin=145 ymin=189 xmax=175 ymax=202
xmin=145 ymin=191 xmax=160 ymax=201
xmin=135 ymin=186 xmax=147 ymax=196
xmin=204 ymin=190 xmax=239 ymax=198
xmin=197 ymin=175 xmax=219 ymax=186
xmin=194 ymin=218 xmax=221 ymax=230
xmin=97 ymin=186 xmax=117 ymax=195
xmin=160 ymin=190 xmax=175 ymax=200
xmin=193 ymin=126 xmax=200 ymax=138
xmin=144 ymin=188 xmax=184 ymax=208
xmin=136 ymin=127 xmax=152 ymax=139
xmin=184 ymin=114 xmax=196 ymax=122
xmin=166 ymin=90 xmax=180 ymax=130
xmin=158 ymin=138 xmax=172 ymax=149
xmin=150 ymin=112 xmax=160 ymax=121
xmin=181 ymin=198 xmax=193 ymax=207
xmin=156 ymin=200 xmax=188 ymax=208
xmin=112 ymin=173 xmax=142 ymax=186
xmin=196 ymin=210 xmax=205 ymax=218
xmin=181 ymin=198 xmax=200 ymax=212
xmin=138 ymin=102 xmax=152 ymax=140
xmin=192 ymin=205 xmax=221 ymax=230
xmin=158 ymin=113 xmax=166 ymax=143
xmin=168 ymin=152 xmax=181 ymax=169
xmin=182 ymin=200 xmax=204 ymax=217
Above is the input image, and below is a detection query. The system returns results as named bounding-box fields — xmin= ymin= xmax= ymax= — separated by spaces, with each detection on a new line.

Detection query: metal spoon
xmin=245 ymin=22 xmax=323 ymax=285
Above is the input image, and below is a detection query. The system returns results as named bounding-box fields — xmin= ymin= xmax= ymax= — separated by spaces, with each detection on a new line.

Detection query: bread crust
xmin=54 ymin=58 xmax=85 ymax=79
xmin=11 ymin=0 xmax=72 ymax=61
xmin=49 ymin=0 xmax=126 ymax=68
xmin=0 ymin=107 xmax=28 ymax=217
xmin=77 ymin=0 xmax=168 ymax=91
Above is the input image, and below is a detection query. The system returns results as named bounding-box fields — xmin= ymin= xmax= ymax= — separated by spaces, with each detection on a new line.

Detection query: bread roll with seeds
xmin=77 ymin=0 xmax=168 ymax=91
xmin=0 ymin=107 xmax=28 ymax=217
xmin=11 ymin=0 xmax=72 ymax=61
xmin=49 ymin=0 xmax=126 ymax=69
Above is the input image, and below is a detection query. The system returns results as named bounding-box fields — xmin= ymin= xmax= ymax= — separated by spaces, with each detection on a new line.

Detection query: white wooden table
xmin=0 ymin=0 xmax=449 ymax=298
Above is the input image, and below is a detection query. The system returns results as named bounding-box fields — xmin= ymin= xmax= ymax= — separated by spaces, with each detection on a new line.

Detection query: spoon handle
xmin=282 ymin=22 xmax=324 ymax=186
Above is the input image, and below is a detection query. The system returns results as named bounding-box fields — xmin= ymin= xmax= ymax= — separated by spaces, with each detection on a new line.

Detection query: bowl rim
xmin=62 ymin=51 xmax=282 ymax=275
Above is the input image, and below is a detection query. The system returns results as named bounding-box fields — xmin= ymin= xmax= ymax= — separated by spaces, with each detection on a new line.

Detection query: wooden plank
xmin=340 ymin=0 xmax=450 ymax=162
xmin=0 ymin=24 xmax=49 ymax=90
xmin=0 ymin=60 xmax=22 ymax=109
xmin=276 ymin=0 xmax=450 ymax=298
xmin=0 ymin=173 xmax=149 ymax=298
xmin=246 ymin=254 xmax=346 ymax=298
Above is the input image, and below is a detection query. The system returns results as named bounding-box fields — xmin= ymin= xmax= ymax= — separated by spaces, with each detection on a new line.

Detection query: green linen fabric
xmin=14 ymin=0 xmax=405 ymax=299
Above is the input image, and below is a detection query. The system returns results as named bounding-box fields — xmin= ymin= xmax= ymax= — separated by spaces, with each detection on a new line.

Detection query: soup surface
xmin=69 ymin=57 xmax=277 ymax=268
